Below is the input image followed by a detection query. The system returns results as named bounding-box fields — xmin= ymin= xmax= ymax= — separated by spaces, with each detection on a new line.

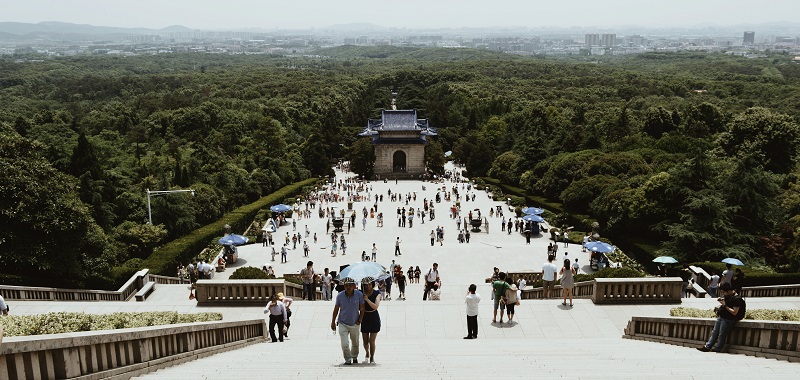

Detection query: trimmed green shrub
xmin=114 ymin=178 xmax=318 ymax=285
xmin=230 ymin=266 xmax=275 ymax=279
xmin=670 ymin=307 xmax=800 ymax=321
xmin=0 ymin=311 xmax=223 ymax=337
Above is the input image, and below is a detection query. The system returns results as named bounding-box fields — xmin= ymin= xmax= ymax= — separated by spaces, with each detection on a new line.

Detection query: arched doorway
xmin=392 ymin=150 xmax=406 ymax=172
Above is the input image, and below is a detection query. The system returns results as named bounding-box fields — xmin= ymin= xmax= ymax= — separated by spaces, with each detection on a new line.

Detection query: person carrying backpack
xmin=697 ymin=282 xmax=745 ymax=353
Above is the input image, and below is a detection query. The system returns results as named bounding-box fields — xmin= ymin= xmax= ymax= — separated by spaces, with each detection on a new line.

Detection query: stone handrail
xmin=739 ymin=284 xmax=800 ymax=298
xmin=593 ymin=277 xmax=683 ymax=304
xmin=150 ymin=274 xmax=185 ymax=285
xmin=0 ymin=269 xmax=149 ymax=302
xmin=194 ymin=279 xmax=321 ymax=305
xmin=688 ymin=265 xmax=711 ymax=290
xmin=521 ymin=281 xmax=594 ymax=299
xmin=623 ymin=316 xmax=800 ymax=361
xmin=506 ymin=271 xmax=542 ymax=284
xmin=0 ymin=319 xmax=266 ymax=379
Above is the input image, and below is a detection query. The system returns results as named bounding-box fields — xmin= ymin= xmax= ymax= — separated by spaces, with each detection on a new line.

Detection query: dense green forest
xmin=2 ymin=46 xmax=800 ymax=288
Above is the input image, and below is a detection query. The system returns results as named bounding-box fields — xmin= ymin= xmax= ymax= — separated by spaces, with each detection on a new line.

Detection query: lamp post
xmin=146 ymin=188 xmax=195 ymax=225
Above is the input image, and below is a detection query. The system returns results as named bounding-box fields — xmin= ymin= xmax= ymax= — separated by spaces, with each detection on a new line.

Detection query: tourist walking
xmin=322 ymin=268 xmax=333 ymax=301
xmin=395 ymin=266 xmax=407 ymax=300
xmin=430 ymin=230 xmax=435 ymax=246
xmin=280 ymin=244 xmax=288 ymax=263
xmin=491 ymin=272 xmax=510 ymax=323
xmin=394 ymin=237 xmax=401 ymax=256
xmin=504 ymin=278 xmax=519 ymax=324
xmin=423 ymin=263 xmax=440 ymax=300
xmin=697 ymin=283 xmax=744 ymax=353
xmin=542 ymin=257 xmax=557 ymax=299
xmin=464 ymin=284 xmax=481 ymax=339
xmin=560 ymin=259 xmax=576 ymax=307
xmin=263 ymin=294 xmax=287 ymax=342
xmin=331 ymin=277 xmax=365 ymax=365
xmin=360 ymin=277 xmax=383 ymax=364
xmin=372 ymin=243 xmax=378 ymax=261
xmin=301 ymin=261 xmax=316 ymax=301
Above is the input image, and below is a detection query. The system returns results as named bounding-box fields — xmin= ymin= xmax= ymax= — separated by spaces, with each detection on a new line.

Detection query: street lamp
xmin=146 ymin=188 xmax=195 ymax=225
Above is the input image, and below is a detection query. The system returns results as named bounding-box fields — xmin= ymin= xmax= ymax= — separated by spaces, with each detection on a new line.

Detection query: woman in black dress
xmin=360 ymin=276 xmax=382 ymax=363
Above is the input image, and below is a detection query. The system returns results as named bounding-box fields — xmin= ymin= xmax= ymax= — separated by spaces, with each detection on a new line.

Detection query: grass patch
xmin=670 ymin=307 xmax=800 ymax=321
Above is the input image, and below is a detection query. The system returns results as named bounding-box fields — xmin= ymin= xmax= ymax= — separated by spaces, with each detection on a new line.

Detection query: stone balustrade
xmin=623 ymin=316 xmax=800 ymax=362
xmin=149 ymin=274 xmax=185 ymax=285
xmin=194 ymin=279 xmax=321 ymax=305
xmin=593 ymin=277 xmax=683 ymax=304
xmin=521 ymin=281 xmax=594 ymax=300
xmin=0 ymin=319 xmax=266 ymax=379
xmin=0 ymin=269 xmax=149 ymax=302
xmin=506 ymin=271 xmax=542 ymax=284
xmin=740 ymin=284 xmax=800 ymax=298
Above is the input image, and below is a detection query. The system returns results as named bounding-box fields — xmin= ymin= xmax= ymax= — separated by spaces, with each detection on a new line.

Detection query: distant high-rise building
xmin=585 ymin=34 xmax=600 ymax=47
xmin=743 ymin=31 xmax=755 ymax=45
xmin=601 ymin=33 xmax=616 ymax=47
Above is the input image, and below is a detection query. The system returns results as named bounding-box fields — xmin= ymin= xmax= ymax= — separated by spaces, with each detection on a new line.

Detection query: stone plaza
xmin=8 ymin=163 xmax=800 ymax=379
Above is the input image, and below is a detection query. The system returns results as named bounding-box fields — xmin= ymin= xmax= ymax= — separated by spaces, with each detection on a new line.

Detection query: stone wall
xmin=0 ymin=319 xmax=266 ymax=379
xmin=374 ymin=144 xmax=426 ymax=178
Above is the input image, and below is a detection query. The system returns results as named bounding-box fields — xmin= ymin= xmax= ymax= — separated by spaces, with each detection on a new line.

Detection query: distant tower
xmin=743 ymin=31 xmax=755 ymax=45
xmin=585 ymin=33 xmax=600 ymax=48
xmin=601 ymin=33 xmax=617 ymax=47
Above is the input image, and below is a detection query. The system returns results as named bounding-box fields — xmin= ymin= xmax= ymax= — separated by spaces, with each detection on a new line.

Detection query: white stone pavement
xmin=10 ymin=163 xmax=800 ymax=377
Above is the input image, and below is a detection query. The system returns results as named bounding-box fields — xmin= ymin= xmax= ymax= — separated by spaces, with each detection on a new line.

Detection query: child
xmin=464 ymin=284 xmax=480 ymax=339
xmin=429 ymin=283 xmax=441 ymax=300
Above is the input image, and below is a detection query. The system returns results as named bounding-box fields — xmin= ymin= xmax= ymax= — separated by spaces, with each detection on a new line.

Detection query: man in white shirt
xmin=322 ymin=268 xmax=333 ymax=301
xmin=542 ymin=257 xmax=558 ymax=299
xmin=263 ymin=294 xmax=288 ymax=342
xmin=423 ymin=263 xmax=440 ymax=301
xmin=464 ymin=284 xmax=481 ymax=339
xmin=709 ymin=270 xmax=721 ymax=298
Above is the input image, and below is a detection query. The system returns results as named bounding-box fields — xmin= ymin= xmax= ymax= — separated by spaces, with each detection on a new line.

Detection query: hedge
xmin=0 ymin=311 xmax=223 ymax=337
xmin=229 ymin=266 xmax=275 ymax=280
xmin=692 ymin=262 xmax=800 ymax=287
xmin=112 ymin=178 xmax=319 ymax=284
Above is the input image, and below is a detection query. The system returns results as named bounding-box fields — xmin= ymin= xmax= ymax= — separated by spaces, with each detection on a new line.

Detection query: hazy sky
xmin=3 ymin=0 xmax=799 ymax=30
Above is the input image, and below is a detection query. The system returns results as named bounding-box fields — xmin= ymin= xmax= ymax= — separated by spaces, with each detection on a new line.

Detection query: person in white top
xmin=322 ymin=268 xmax=333 ymax=301
xmin=423 ymin=263 xmax=440 ymax=301
xmin=0 ymin=295 xmax=8 ymax=316
xmin=709 ymin=270 xmax=721 ymax=298
xmin=542 ymin=257 xmax=558 ymax=299
xmin=464 ymin=284 xmax=481 ymax=339
xmin=721 ymin=264 xmax=734 ymax=285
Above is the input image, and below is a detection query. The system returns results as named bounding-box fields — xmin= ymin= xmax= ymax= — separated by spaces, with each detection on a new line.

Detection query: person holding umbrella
xmin=331 ymin=277 xmax=365 ymax=365
xmin=360 ymin=277 xmax=383 ymax=364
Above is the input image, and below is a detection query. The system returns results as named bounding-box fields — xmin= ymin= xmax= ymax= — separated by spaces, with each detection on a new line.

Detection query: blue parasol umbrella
xmin=653 ymin=256 xmax=679 ymax=264
xmin=336 ymin=262 xmax=390 ymax=282
xmin=721 ymin=258 xmax=745 ymax=266
xmin=583 ymin=241 xmax=616 ymax=253
xmin=521 ymin=207 xmax=545 ymax=215
xmin=521 ymin=214 xmax=545 ymax=223
xmin=218 ymin=234 xmax=249 ymax=246
xmin=270 ymin=204 xmax=292 ymax=213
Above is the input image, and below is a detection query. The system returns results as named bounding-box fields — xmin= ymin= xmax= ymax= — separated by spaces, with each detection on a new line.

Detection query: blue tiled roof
xmin=358 ymin=109 xmax=436 ymax=137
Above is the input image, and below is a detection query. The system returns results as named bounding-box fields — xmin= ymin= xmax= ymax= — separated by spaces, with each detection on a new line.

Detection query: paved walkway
xmin=10 ymin=163 xmax=800 ymax=377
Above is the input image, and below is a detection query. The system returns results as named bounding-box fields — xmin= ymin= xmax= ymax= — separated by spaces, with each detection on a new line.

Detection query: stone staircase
xmin=135 ymin=334 xmax=798 ymax=379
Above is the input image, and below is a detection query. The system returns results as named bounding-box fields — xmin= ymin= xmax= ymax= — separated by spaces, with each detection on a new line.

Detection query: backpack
xmin=733 ymin=296 xmax=746 ymax=321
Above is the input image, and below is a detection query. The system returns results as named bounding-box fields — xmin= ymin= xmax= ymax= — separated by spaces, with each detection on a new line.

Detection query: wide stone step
xmin=135 ymin=337 xmax=798 ymax=379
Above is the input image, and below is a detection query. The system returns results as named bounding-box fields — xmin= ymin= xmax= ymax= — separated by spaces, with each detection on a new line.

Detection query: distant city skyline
xmin=3 ymin=0 xmax=800 ymax=31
